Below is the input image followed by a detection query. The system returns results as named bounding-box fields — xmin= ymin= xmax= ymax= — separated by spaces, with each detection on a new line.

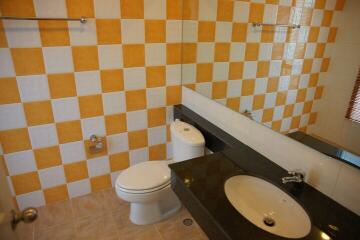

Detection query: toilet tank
xmin=170 ymin=119 xmax=205 ymax=162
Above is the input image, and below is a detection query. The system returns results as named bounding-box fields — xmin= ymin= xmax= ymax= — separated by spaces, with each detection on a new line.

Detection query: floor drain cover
xmin=183 ymin=218 xmax=193 ymax=226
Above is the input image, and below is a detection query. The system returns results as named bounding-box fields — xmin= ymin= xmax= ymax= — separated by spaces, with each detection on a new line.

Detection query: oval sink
xmin=224 ymin=175 xmax=311 ymax=239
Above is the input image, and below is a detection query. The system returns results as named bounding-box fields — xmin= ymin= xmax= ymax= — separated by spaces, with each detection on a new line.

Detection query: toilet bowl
xmin=115 ymin=119 xmax=205 ymax=225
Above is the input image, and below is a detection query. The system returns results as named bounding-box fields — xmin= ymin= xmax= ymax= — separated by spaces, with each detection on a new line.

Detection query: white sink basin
xmin=224 ymin=175 xmax=311 ymax=239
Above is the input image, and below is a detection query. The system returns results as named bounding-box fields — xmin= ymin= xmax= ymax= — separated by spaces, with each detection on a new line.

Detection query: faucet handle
xmin=288 ymin=171 xmax=305 ymax=179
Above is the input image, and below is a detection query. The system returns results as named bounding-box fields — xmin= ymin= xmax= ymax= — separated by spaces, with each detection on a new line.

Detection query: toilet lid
xmin=116 ymin=161 xmax=171 ymax=191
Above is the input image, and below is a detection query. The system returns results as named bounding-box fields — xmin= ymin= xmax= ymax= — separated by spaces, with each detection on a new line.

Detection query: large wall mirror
xmin=180 ymin=0 xmax=360 ymax=166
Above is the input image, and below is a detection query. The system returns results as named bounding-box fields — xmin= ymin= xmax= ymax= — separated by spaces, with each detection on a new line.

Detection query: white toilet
xmin=115 ymin=119 xmax=205 ymax=225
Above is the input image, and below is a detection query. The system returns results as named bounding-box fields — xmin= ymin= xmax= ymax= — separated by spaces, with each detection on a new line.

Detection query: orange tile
xmin=215 ymin=43 xmax=230 ymax=62
xmin=0 ymin=156 xmax=9 ymax=176
xmin=125 ymin=90 xmax=146 ymax=111
xmin=11 ymin=172 xmax=41 ymax=195
xmin=241 ymin=79 xmax=255 ymax=96
xmin=96 ymin=19 xmax=121 ymax=44
xmin=105 ymin=114 xmax=127 ymax=135
xmin=64 ymin=161 xmax=88 ymax=182
xmin=66 ymin=0 xmax=94 ymax=18
xmin=167 ymin=43 xmax=182 ymax=64
xmin=166 ymin=86 xmax=181 ymax=105
xmin=309 ymin=73 xmax=319 ymax=87
xmin=321 ymin=58 xmax=330 ymax=72
xmin=315 ymin=0 xmax=326 ymax=9
xmin=39 ymin=21 xmax=70 ymax=47
xmin=229 ymin=62 xmax=244 ymax=80
xmin=277 ymin=6 xmax=291 ymax=24
xmin=72 ymin=46 xmax=99 ymax=72
xmin=146 ymin=66 xmax=166 ymax=88
xmin=302 ymin=59 xmax=313 ymax=73
xmin=120 ymin=0 xmax=144 ymax=19
xmin=166 ymin=125 xmax=171 ymax=142
xmin=212 ymin=81 xmax=227 ymax=99
xmin=78 ymin=95 xmax=104 ymax=118
xmin=90 ymin=174 xmax=112 ymax=192
xmin=281 ymin=60 xmax=292 ymax=75
xmin=303 ymin=101 xmax=313 ymax=114
xmin=123 ymin=44 xmax=145 ymax=68
xmin=294 ymin=43 xmax=306 ymax=59
xmin=283 ymin=104 xmax=294 ymax=118
xmin=0 ymin=77 xmax=20 ymax=104
xmin=276 ymin=91 xmax=287 ymax=106
xmin=256 ymin=61 xmax=270 ymax=77
xmin=184 ymin=84 xmax=195 ymax=90
xmin=308 ymin=27 xmax=320 ymax=42
xmin=232 ymin=23 xmax=247 ymax=42
xmin=183 ymin=0 xmax=199 ymax=20
xmin=289 ymin=75 xmax=300 ymax=90
xmin=253 ymin=94 xmax=265 ymax=110
xmin=291 ymin=116 xmax=301 ymax=129
xmin=145 ymin=20 xmax=165 ymax=43
xmin=0 ymin=0 xmax=35 ymax=17
xmin=44 ymin=185 xmax=69 ymax=204
xmin=100 ymin=69 xmax=124 ymax=93
xmin=217 ymin=0 xmax=234 ymax=21
xmin=84 ymin=139 xmax=108 ymax=159
xmin=296 ymin=89 xmax=307 ymax=103
xmin=315 ymin=86 xmax=324 ymax=99
xmin=266 ymin=0 xmax=279 ymax=3
xmin=11 ymin=48 xmax=45 ymax=76
xmin=249 ymin=3 xmax=264 ymax=23
xmin=34 ymin=146 xmax=61 ymax=169
xmin=322 ymin=11 xmax=333 ymax=26
xmin=327 ymin=27 xmax=338 ymax=42
xmin=56 ymin=120 xmax=83 ymax=144
xmin=309 ymin=112 xmax=317 ymax=124
xmin=267 ymin=77 xmax=279 ymax=92
xmin=149 ymin=144 xmax=166 ymax=161
xmin=262 ymin=108 xmax=274 ymax=122
xmin=198 ymin=21 xmax=215 ymax=42
xmin=261 ymin=25 xmax=275 ymax=43
xmin=109 ymin=152 xmax=129 ymax=171
xmin=196 ymin=63 xmax=213 ymax=82
xmin=315 ymin=43 xmax=326 ymax=58
xmin=271 ymin=120 xmax=282 ymax=131
xmin=245 ymin=43 xmax=259 ymax=61
xmin=0 ymin=21 xmax=8 ymax=47
xmin=182 ymin=43 xmax=197 ymax=64
xmin=148 ymin=107 xmax=166 ymax=127
xmin=0 ymin=128 xmax=31 ymax=154
xmin=335 ymin=0 xmax=346 ymax=10
xmin=48 ymin=73 xmax=76 ymax=99
xmin=272 ymin=43 xmax=284 ymax=60
xmin=226 ymin=98 xmax=240 ymax=111
xmin=23 ymin=101 xmax=54 ymax=126
xmin=286 ymin=28 xmax=299 ymax=43
xmin=166 ymin=0 xmax=183 ymax=20
xmin=128 ymin=129 xmax=148 ymax=150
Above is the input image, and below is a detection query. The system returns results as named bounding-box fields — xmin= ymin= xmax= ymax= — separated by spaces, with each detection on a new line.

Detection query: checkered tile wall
xmin=181 ymin=0 xmax=345 ymax=134
xmin=0 ymin=0 xmax=182 ymax=209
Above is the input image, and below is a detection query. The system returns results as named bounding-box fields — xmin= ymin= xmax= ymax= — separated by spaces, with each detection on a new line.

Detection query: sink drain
xmin=263 ymin=216 xmax=275 ymax=227
xmin=183 ymin=218 xmax=193 ymax=226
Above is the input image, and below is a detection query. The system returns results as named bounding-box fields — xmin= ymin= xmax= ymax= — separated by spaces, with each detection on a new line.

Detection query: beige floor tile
xmin=34 ymin=222 xmax=76 ymax=240
xmin=76 ymin=213 xmax=118 ymax=240
xmin=35 ymin=200 xmax=74 ymax=230
xmin=102 ymin=188 xmax=129 ymax=213
xmin=71 ymin=191 xmax=106 ymax=220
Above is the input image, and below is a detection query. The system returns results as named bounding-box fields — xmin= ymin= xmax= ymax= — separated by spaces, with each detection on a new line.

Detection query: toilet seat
xmin=116 ymin=161 xmax=171 ymax=194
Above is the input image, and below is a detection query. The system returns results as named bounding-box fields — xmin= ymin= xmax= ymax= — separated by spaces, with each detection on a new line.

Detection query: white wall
xmin=309 ymin=0 xmax=360 ymax=154
xmin=182 ymin=87 xmax=360 ymax=215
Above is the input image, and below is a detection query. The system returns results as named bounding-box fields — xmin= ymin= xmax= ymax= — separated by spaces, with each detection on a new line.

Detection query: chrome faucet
xmin=282 ymin=171 xmax=305 ymax=184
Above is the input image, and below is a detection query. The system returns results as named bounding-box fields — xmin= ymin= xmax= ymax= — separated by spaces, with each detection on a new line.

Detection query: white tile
xmin=166 ymin=142 xmax=172 ymax=159
xmin=264 ymin=93 xmax=276 ymax=108
xmin=273 ymin=27 xmax=287 ymax=43
xmin=166 ymin=65 xmax=181 ymax=86
xmin=325 ymin=0 xmax=337 ymax=9
xmin=75 ymin=71 xmax=101 ymax=96
xmin=68 ymin=19 xmax=97 ymax=46
xmin=227 ymin=80 xmax=242 ymax=97
xmin=60 ymin=141 xmax=86 ymax=164
xmin=297 ymin=26 xmax=309 ymax=43
xmin=273 ymin=106 xmax=284 ymax=120
xmin=182 ymin=21 xmax=198 ymax=43
xmin=233 ymin=1 xmax=249 ymax=22
xmin=123 ymin=67 xmax=146 ymax=90
xmin=67 ymin=179 xmax=91 ymax=199
xmin=304 ymin=43 xmax=316 ymax=58
xmin=278 ymin=76 xmax=290 ymax=91
xmin=0 ymin=103 xmax=26 ymax=131
xmin=16 ymin=191 xmax=45 ymax=210
xmin=293 ymin=102 xmax=304 ymax=116
xmin=280 ymin=117 xmax=291 ymax=132
xmin=318 ymin=27 xmax=329 ymax=43
xmin=243 ymin=61 xmax=257 ymax=79
xmin=3 ymin=20 xmax=41 ymax=48
xmin=121 ymin=20 xmax=145 ymax=44
xmin=166 ymin=20 xmax=182 ymax=43
xmin=34 ymin=0 xmax=67 ymax=17
xmin=107 ymin=133 xmax=129 ymax=154
xmin=246 ymin=25 xmax=261 ymax=42
xmin=28 ymin=124 xmax=58 ymax=149
xmin=197 ymin=43 xmax=215 ymax=63
xmin=230 ymin=43 xmax=245 ymax=61
xmin=263 ymin=4 xmax=278 ymax=24
xmin=181 ymin=64 xmax=196 ymax=84
xmin=148 ymin=126 xmax=166 ymax=146
xmin=269 ymin=60 xmax=282 ymax=77
xmin=283 ymin=43 xmax=296 ymax=59
xmin=305 ymin=87 xmax=316 ymax=101
xmin=94 ymin=0 xmax=120 ymax=18
xmin=51 ymin=97 xmax=80 ymax=122
xmin=195 ymin=83 xmax=212 ymax=98
xmin=311 ymin=10 xmax=323 ymax=26
xmin=144 ymin=0 xmax=166 ymax=19
xmin=129 ymin=148 xmax=148 ymax=166
xmin=291 ymin=59 xmax=303 ymax=75
xmin=215 ymin=22 xmax=232 ymax=42
xmin=286 ymin=90 xmax=297 ymax=104
xmin=98 ymin=44 xmax=123 ymax=70
xmin=251 ymin=110 xmax=263 ymax=123
xmin=146 ymin=87 xmax=166 ymax=108
xmin=166 ymin=106 xmax=174 ymax=124
xmin=300 ymin=114 xmax=309 ymax=127
xmin=213 ymin=62 xmax=229 ymax=81
xmin=311 ymin=59 xmax=322 ymax=73
xmin=111 ymin=171 xmax=122 ymax=187
xmin=87 ymin=156 xmax=110 ymax=177
xmin=81 ymin=116 xmax=106 ymax=139
xmin=299 ymin=74 xmax=310 ymax=89
xmin=39 ymin=166 xmax=66 ymax=189
xmin=43 ymin=47 xmax=74 ymax=74
xmin=126 ymin=110 xmax=147 ymax=131
xmin=6 ymin=176 xmax=15 ymax=196
xmin=199 ymin=0 xmax=217 ymax=21
xmin=17 ymin=75 xmax=50 ymax=102
xmin=4 ymin=150 xmax=36 ymax=176
xmin=145 ymin=44 xmax=166 ymax=66
xmin=254 ymin=78 xmax=267 ymax=94
xmin=0 ymin=49 xmax=15 ymax=77
xmin=239 ymin=96 xmax=253 ymax=112
xmin=259 ymin=43 xmax=272 ymax=60
xmin=102 ymin=92 xmax=126 ymax=115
